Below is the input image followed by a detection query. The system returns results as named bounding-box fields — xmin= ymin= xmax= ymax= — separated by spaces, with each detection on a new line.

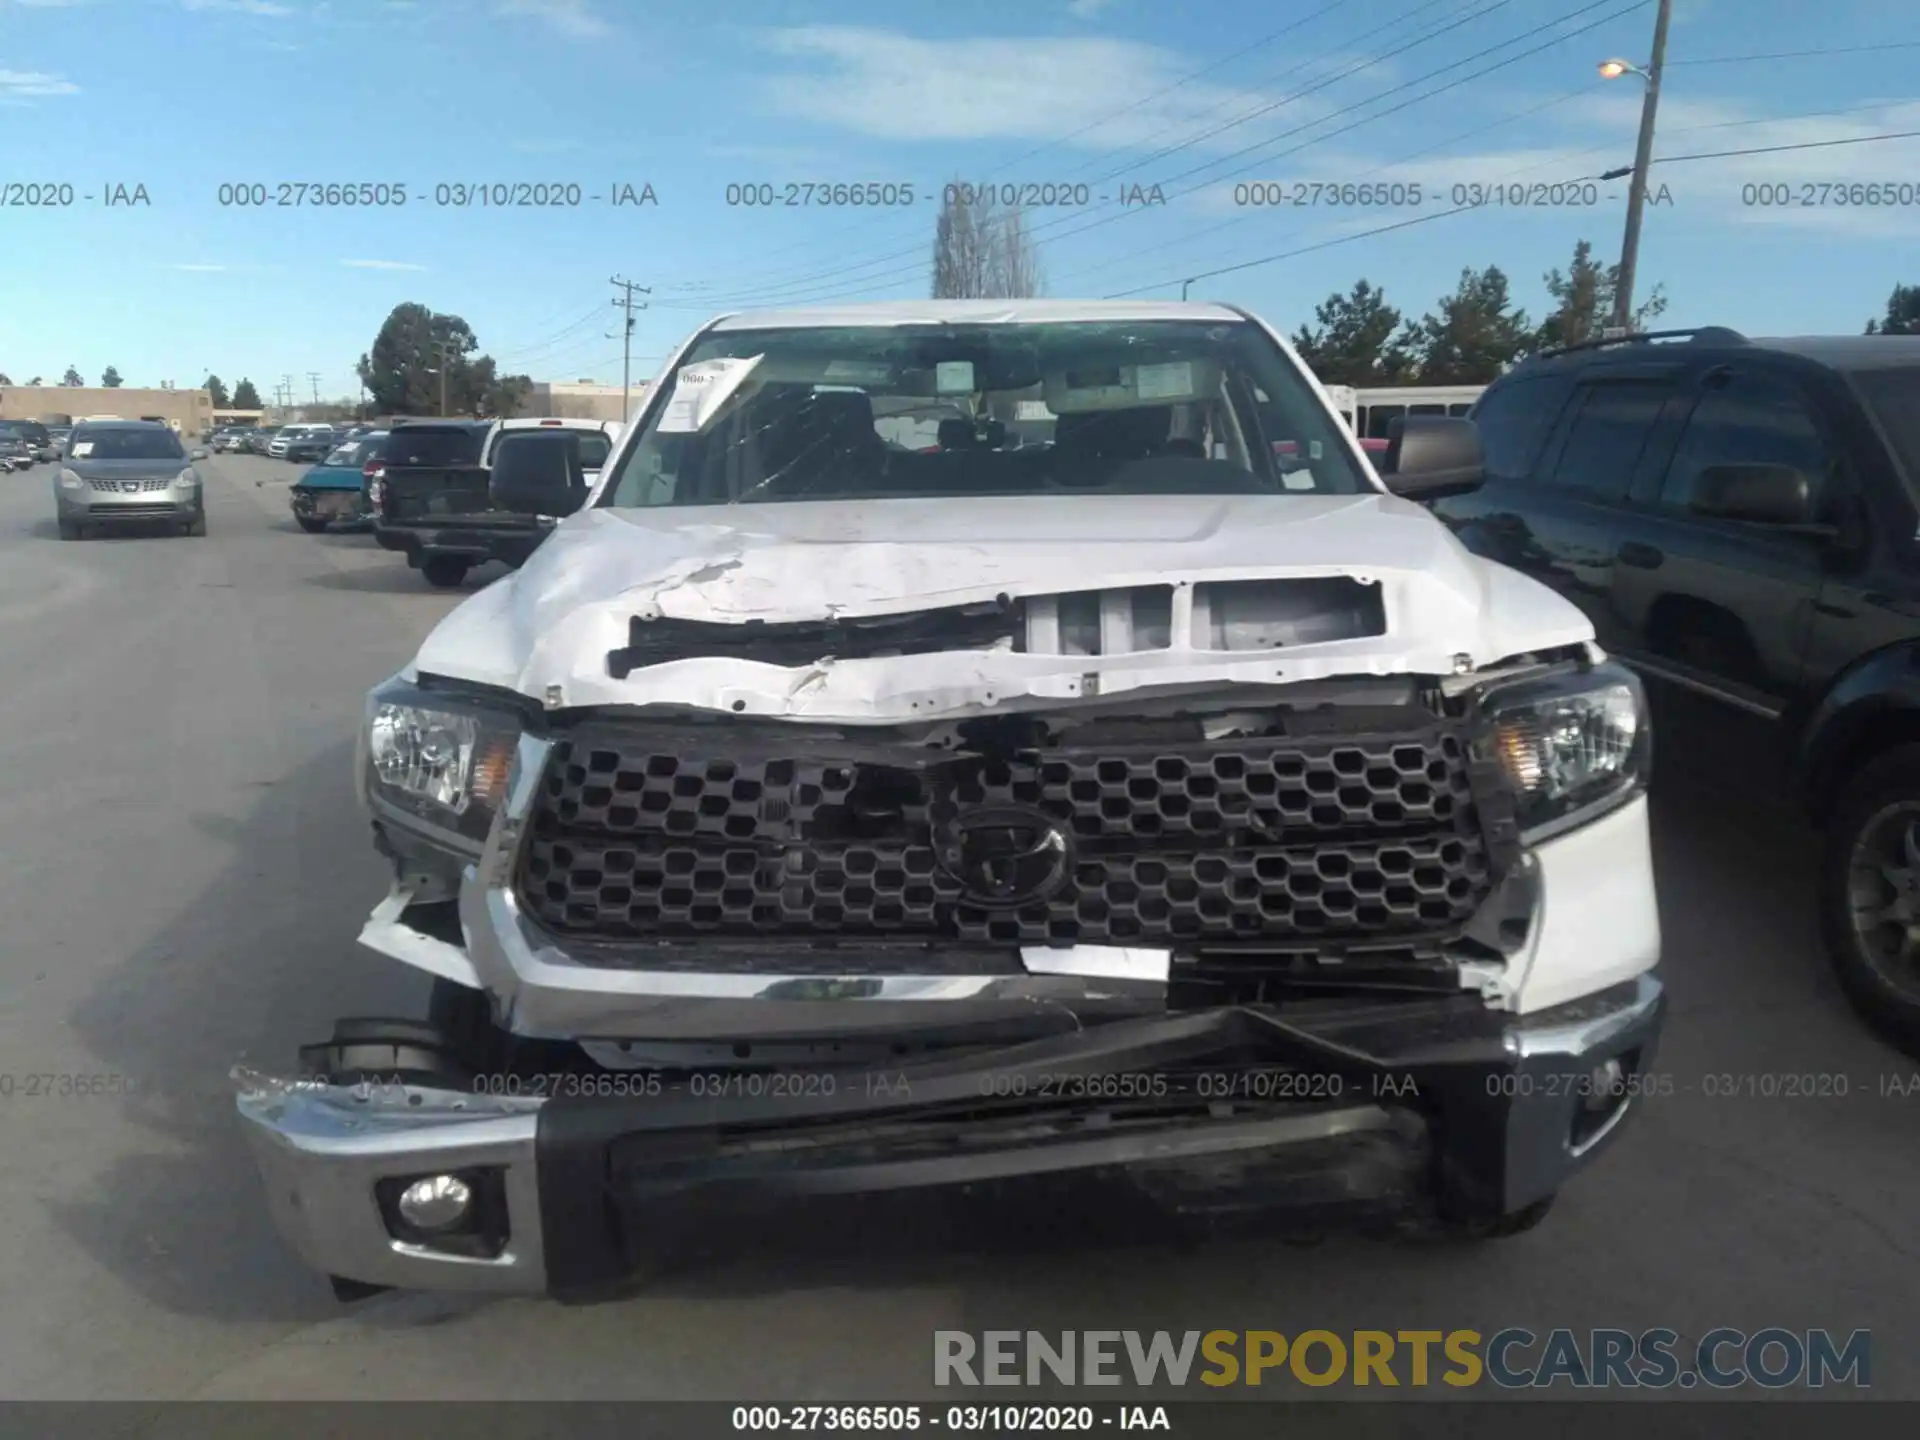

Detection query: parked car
xmin=290 ymin=431 xmax=386 ymax=532
xmin=283 ymin=425 xmax=339 ymax=463
xmin=237 ymin=299 xmax=1664 ymax=1301
xmin=210 ymin=427 xmax=248 ymax=452
xmin=368 ymin=419 xmax=508 ymax=587
xmin=1423 ymin=326 xmax=1920 ymax=1052
xmin=0 ymin=435 xmax=33 ymax=472
xmin=52 ymin=419 xmax=208 ymax=539
xmin=46 ymin=426 xmax=72 ymax=453
xmin=265 ymin=426 xmax=301 ymax=459
xmin=1 ymin=419 xmax=57 ymax=463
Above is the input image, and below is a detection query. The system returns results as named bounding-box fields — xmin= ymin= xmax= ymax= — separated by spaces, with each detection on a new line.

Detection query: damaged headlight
xmin=359 ymin=674 xmax=523 ymax=847
xmin=1476 ymin=661 xmax=1648 ymax=843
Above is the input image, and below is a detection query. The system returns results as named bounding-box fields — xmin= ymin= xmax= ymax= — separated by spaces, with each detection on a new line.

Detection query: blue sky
xmin=2 ymin=0 xmax=1917 ymax=401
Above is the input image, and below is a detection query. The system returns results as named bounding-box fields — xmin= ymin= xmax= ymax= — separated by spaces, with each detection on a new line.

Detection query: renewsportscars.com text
xmin=933 ymin=1329 xmax=1871 ymax=1389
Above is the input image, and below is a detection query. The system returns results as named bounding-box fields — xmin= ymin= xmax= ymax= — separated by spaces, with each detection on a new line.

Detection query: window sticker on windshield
xmin=1281 ymin=469 xmax=1317 ymax=491
xmin=1135 ymin=361 xmax=1194 ymax=400
xmin=1309 ymin=440 xmax=1323 ymax=460
xmin=936 ymin=361 xmax=975 ymax=394
xmin=658 ymin=355 xmax=765 ymax=433
xmin=71 ymin=442 xmax=94 ymax=457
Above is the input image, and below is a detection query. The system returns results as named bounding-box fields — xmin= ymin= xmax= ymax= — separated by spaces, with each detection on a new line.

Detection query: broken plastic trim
xmin=605 ymin=578 xmax=1389 ymax=677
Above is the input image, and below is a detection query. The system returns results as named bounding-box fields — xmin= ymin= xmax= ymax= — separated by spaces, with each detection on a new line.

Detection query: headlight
xmin=176 ymin=468 xmax=201 ymax=487
xmin=57 ymin=468 xmax=85 ymax=489
xmin=1476 ymin=662 xmax=1649 ymax=842
xmin=361 ymin=675 xmax=523 ymax=847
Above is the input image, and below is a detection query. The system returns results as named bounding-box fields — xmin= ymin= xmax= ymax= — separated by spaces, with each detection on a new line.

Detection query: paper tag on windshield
xmin=935 ymin=361 xmax=975 ymax=394
xmin=1281 ymin=469 xmax=1317 ymax=491
xmin=1134 ymin=361 xmax=1193 ymax=400
xmin=70 ymin=441 xmax=94 ymax=457
xmin=658 ymin=355 xmax=765 ymax=433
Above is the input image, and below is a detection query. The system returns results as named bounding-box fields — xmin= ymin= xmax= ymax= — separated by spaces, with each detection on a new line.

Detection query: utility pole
xmin=279 ymin=375 xmax=294 ymax=413
xmin=609 ymin=276 xmax=651 ymax=422
xmin=431 ymin=338 xmax=460 ymax=416
xmin=307 ymin=372 xmax=322 ymax=405
xmin=1611 ymin=0 xmax=1673 ymax=333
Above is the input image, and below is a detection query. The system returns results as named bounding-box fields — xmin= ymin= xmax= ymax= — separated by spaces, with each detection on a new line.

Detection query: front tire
xmin=1821 ymin=744 xmax=1920 ymax=1056
xmin=58 ymin=519 xmax=81 ymax=541
xmin=421 ymin=556 xmax=469 ymax=589
xmin=185 ymin=511 xmax=207 ymax=537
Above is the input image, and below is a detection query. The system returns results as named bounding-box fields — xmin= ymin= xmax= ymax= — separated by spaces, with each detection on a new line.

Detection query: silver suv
xmin=53 ymin=421 xmax=208 ymax=539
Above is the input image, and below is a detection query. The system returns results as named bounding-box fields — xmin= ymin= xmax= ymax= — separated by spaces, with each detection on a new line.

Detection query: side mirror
xmin=1378 ymin=415 xmax=1483 ymax=500
xmin=490 ymin=431 xmax=585 ymax=516
xmin=190 ymin=448 xmax=209 ymax=460
xmin=1690 ymin=463 xmax=1813 ymax=525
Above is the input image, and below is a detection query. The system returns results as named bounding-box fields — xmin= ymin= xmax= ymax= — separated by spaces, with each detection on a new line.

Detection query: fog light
xmin=396 ymin=1174 xmax=473 ymax=1231
xmin=1583 ymin=1057 xmax=1625 ymax=1113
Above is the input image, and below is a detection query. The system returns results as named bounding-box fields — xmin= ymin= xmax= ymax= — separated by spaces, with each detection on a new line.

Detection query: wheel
xmin=1821 ymin=744 xmax=1920 ymax=1056
xmin=295 ymin=515 xmax=329 ymax=534
xmin=58 ymin=519 xmax=80 ymax=541
xmin=185 ymin=511 xmax=207 ymax=537
xmin=421 ymin=556 xmax=470 ymax=588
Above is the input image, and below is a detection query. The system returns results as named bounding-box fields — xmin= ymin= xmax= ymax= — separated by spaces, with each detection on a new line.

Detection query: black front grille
xmin=518 ymin=720 xmax=1494 ymax=950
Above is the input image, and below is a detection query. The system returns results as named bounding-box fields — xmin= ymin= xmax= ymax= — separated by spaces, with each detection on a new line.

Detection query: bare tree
xmin=932 ymin=183 xmax=1044 ymax=299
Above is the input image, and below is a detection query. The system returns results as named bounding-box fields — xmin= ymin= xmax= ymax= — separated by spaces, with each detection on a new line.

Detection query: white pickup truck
xmin=238 ymin=299 xmax=1664 ymax=1302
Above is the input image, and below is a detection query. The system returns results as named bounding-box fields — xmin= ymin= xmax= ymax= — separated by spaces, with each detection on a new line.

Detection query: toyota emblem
xmin=940 ymin=805 xmax=1072 ymax=907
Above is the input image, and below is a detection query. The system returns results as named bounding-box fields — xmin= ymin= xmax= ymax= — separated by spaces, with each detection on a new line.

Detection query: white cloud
xmin=1067 ymin=0 xmax=1116 ymax=17
xmin=752 ymin=27 xmax=1336 ymax=150
xmin=495 ymin=0 xmax=609 ymax=39
xmin=0 ymin=69 xmax=80 ymax=99
xmin=180 ymin=0 xmax=296 ymax=14
xmin=341 ymin=258 xmax=427 ymax=270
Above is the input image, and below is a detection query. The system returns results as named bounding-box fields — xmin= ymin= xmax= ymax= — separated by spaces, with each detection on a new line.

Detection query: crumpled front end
xmin=239 ymin=616 xmax=1665 ymax=1295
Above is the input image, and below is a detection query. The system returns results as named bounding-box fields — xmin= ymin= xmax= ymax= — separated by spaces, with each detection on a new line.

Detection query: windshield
xmin=322 ymin=435 xmax=383 ymax=466
xmin=385 ymin=426 xmax=484 ymax=467
xmin=1854 ymin=367 xmax=1920 ymax=484
xmin=600 ymin=319 xmax=1367 ymax=508
xmin=69 ymin=429 xmax=186 ymax=461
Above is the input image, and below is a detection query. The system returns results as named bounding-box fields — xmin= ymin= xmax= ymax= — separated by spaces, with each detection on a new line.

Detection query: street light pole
xmin=1610 ymin=0 xmax=1673 ymax=332
xmin=1181 ymin=279 xmax=1195 ymax=300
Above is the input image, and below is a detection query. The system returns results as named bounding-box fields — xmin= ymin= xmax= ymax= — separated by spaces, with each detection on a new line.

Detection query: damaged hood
xmin=409 ymin=494 xmax=1592 ymax=722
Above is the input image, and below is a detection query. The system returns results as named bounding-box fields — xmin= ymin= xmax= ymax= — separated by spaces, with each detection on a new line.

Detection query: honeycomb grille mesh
xmin=518 ymin=723 xmax=1492 ymax=950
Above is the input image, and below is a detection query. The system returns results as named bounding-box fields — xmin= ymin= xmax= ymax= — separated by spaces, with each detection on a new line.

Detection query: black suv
xmin=1426 ymin=326 xmax=1920 ymax=1051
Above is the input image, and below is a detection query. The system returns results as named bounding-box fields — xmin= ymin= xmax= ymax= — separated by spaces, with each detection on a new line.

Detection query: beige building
xmin=522 ymin=380 xmax=649 ymax=423
xmin=0 ymin=385 xmax=215 ymax=434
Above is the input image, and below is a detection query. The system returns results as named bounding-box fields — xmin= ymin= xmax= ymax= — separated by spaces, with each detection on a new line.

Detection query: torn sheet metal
xmin=408 ymin=491 xmax=1594 ymax=724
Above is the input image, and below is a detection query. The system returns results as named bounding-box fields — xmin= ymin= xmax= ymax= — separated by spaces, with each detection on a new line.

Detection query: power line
xmin=1619 ymin=127 xmax=1920 ymax=170
xmin=1049 ymin=78 xmax=1602 ymax=295
xmin=1105 ymin=123 xmax=1920 ymax=299
xmin=671 ymin=0 xmax=1489 ymax=307
xmin=493 ymin=300 xmax=610 ymax=364
xmin=709 ymin=0 xmax=1375 ymax=277
xmin=716 ymin=0 xmax=1649 ymax=310
xmin=1667 ymin=40 xmax=1920 ymax=66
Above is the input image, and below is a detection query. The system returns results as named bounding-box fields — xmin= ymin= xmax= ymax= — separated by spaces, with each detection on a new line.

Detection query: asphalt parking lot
xmin=1 ymin=451 xmax=1917 ymax=1403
